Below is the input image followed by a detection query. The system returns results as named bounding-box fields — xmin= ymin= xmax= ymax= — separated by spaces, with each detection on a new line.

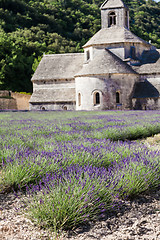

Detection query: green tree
xmin=0 ymin=0 xmax=159 ymax=92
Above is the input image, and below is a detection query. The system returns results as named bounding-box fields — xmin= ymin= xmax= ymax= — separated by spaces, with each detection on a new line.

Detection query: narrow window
xmin=125 ymin=11 xmax=128 ymax=28
xmin=130 ymin=46 xmax=136 ymax=59
xmin=95 ymin=92 xmax=100 ymax=105
xmin=78 ymin=93 xmax=81 ymax=106
xmin=86 ymin=50 xmax=90 ymax=61
xmin=116 ymin=92 xmax=120 ymax=104
xmin=109 ymin=12 xmax=116 ymax=27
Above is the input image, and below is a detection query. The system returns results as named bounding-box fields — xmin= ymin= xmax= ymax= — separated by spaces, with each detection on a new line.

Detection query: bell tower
xmin=101 ymin=0 xmax=129 ymax=29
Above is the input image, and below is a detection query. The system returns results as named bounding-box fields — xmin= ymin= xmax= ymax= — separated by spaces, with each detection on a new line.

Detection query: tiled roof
xmin=30 ymin=88 xmax=76 ymax=103
xmin=31 ymin=53 xmax=84 ymax=81
xmin=100 ymin=0 xmax=128 ymax=9
xmin=83 ymin=27 xmax=150 ymax=48
xmin=75 ymin=48 xmax=137 ymax=76
xmin=133 ymin=58 xmax=160 ymax=74
xmin=132 ymin=81 xmax=159 ymax=98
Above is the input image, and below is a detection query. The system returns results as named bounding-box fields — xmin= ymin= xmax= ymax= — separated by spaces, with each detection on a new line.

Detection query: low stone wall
xmin=0 ymin=90 xmax=11 ymax=98
xmin=0 ymin=98 xmax=17 ymax=110
xmin=11 ymin=92 xmax=31 ymax=110
xmin=0 ymin=91 xmax=31 ymax=110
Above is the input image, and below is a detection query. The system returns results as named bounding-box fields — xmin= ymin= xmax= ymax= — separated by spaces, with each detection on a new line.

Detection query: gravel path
xmin=67 ymin=190 xmax=160 ymax=240
xmin=0 ymin=193 xmax=51 ymax=240
xmin=0 ymin=189 xmax=160 ymax=240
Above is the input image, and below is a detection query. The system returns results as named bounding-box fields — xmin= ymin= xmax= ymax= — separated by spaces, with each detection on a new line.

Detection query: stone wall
xmin=132 ymin=98 xmax=160 ymax=110
xmin=132 ymin=74 xmax=160 ymax=110
xmin=0 ymin=90 xmax=11 ymax=97
xmin=11 ymin=92 xmax=31 ymax=110
xmin=101 ymin=8 xmax=126 ymax=28
xmin=75 ymin=73 xmax=138 ymax=110
xmin=29 ymin=80 xmax=76 ymax=111
xmin=0 ymin=91 xmax=31 ymax=110
xmin=30 ymin=102 xmax=76 ymax=111
xmin=0 ymin=98 xmax=17 ymax=110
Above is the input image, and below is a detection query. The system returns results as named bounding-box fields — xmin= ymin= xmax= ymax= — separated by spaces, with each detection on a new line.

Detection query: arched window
xmin=93 ymin=92 xmax=100 ymax=105
xmin=78 ymin=93 xmax=81 ymax=106
xmin=109 ymin=12 xmax=116 ymax=27
xmin=96 ymin=92 xmax=100 ymax=104
xmin=116 ymin=91 xmax=120 ymax=104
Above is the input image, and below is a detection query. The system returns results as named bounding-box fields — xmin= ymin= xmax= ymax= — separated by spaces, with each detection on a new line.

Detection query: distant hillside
xmin=0 ymin=0 xmax=159 ymax=92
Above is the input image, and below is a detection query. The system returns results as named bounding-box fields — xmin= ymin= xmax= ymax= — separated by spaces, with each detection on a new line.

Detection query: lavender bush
xmin=25 ymin=165 xmax=114 ymax=231
xmin=111 ymin=151 xmax=160 ymax=199
xmin=0 ymin=154 xmax=60 ymax=191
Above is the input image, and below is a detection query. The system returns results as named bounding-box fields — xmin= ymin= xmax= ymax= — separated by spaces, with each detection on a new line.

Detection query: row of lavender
xmin=0 ymin=111 xmax=160 ymax=232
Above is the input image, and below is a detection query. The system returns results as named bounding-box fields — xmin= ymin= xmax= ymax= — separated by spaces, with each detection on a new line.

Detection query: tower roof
xmin=75 ymin=48 xmax=137 ymax=77
xmin=101 ymin=0 xmax=128 ymax=9
xmin=83 ymin=27 xmax=150 ymax=48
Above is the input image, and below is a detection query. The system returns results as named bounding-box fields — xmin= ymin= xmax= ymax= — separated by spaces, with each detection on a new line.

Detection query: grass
xmin=0 ymin=110 xmax=160 ymax=233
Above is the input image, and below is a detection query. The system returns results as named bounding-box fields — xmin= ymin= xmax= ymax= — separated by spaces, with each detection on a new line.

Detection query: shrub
xmin=112 ymin=152 xmax=160 ymax=199
xmin=24 ymin=165 xmax=114 ymax=232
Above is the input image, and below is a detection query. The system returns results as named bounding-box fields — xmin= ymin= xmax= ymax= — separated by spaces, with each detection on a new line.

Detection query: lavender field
xmin=1 ymin=110 xmax=160 ymax=232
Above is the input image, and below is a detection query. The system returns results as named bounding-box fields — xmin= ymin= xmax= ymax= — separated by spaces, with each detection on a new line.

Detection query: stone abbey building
xmin=30 ymin=0 xmax=160 ymax=111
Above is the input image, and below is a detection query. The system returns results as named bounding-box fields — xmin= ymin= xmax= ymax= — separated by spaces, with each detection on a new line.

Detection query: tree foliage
xmin=0 ymin=0 xmax=159 ymax=92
